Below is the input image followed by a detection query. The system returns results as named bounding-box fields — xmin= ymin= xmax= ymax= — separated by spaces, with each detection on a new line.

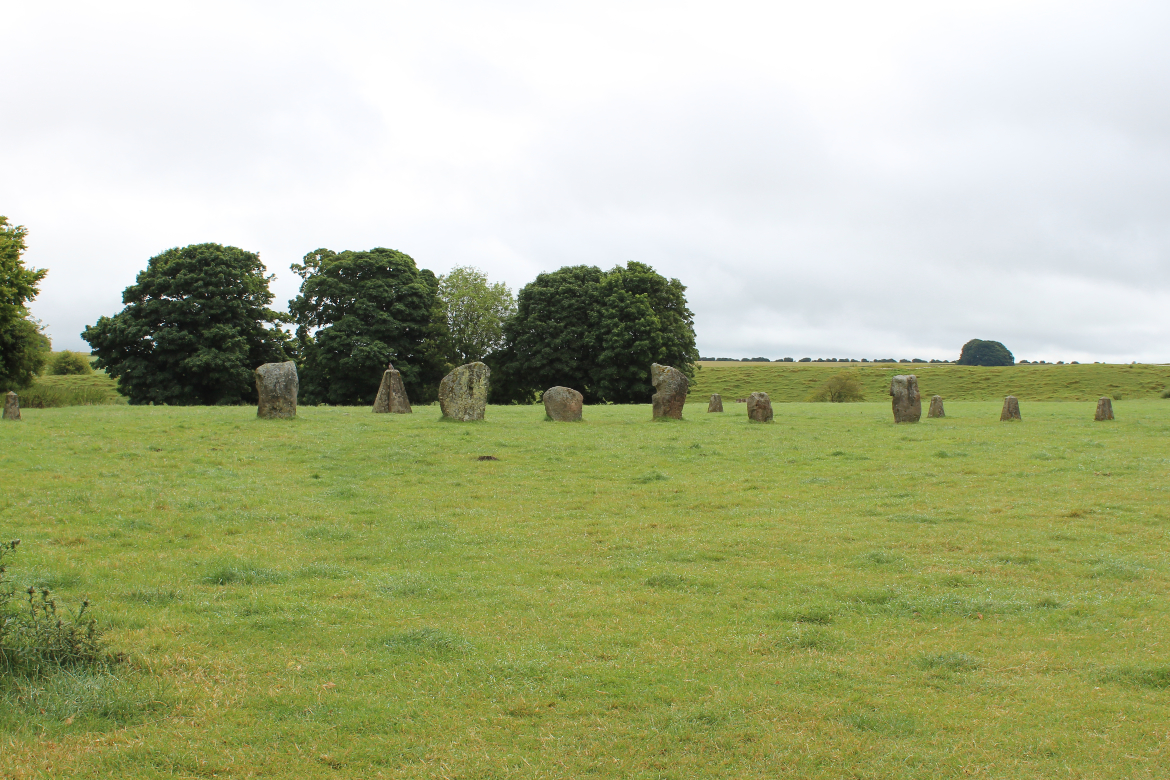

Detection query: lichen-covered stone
xmin=372 ymin=363 xmax=412 ymax=414
xmin=707 ymin=394 xmax=723 ymax=412
xmin=3 ymin=391 xmax=20 ymax=421
xmin=1001 ymin=395 xmax=1022 ymax=421
xmin=1094 ymin=397 xmax=1113 ymax=422
xmin=650 ymin=363 xmax=688 ymax=420
xmin=889 ymin=375 xmax=921 ymax=423
xmin=543 ymin=386 xmax=583 ymax=421
xmin=255 ymin=362 xmax=298 ymax=419
xmin=746 ymin=391 xmax=773 ymax=422
xmin=928 ymin=395 xmax=945 ymax=418
xmin=439 ymin=362 xmax=490 ymax=421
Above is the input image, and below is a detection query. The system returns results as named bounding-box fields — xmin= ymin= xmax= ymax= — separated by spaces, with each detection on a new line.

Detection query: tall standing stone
xmin=707 ymin=394 xmax=724 ymax=413
xmin=746 ymin=391 xmax=773 ymax=422
xmin=650 ymin=363 xmax=688 ymax=420
xmin=439 ymin=362 xmax=490 ymax=421
xmin=3 ymin=391 xmax=20 ymax=421
xmin=1094 ymin=397 xmax=1114 ymax=421
xmin=255 ymin=362 xmax=298 ymax=419
xmin=889 ymin=375 xmax=921 ymax=423
xmin=372 ymin=363 xmax=412 ymax=414
xmin=543 ymin=386 xmax=583 ymax=421
xmin=928 ymin=395 xmax=945 ymax=418
xmin=1000 ymin=395 xmax=1022 ymax=421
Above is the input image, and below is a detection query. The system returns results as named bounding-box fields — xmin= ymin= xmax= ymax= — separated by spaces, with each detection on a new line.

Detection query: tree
xmin=957 ymin=339 xmax=1014 ymax=366
xmin=809 ymin=372 xmax=866 ymax=402
xmin=0 ymin=216 xmax=50 ymax=391
xmin=48 ymin=351 xmax=93 ymax=375
xmin=494 ymin=262 xmax=698 ymax=404
xmin=82 ymin=243 xmax=290 ymax=405
xmin=437 ymin=266 xmax=516 ymax=363
xmin=290 ymin=247 xmax=448 ymax=405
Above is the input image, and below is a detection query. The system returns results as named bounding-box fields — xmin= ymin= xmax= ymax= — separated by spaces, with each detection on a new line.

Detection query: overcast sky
xmin=3 ymin=0 xmax=1168 ymax=362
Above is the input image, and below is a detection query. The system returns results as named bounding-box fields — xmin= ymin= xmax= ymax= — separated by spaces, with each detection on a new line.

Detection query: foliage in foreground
xmin=808 ymin=371 xmax=866 ymax=402
xmin=0 ymin=216 xmax=51 ymax=391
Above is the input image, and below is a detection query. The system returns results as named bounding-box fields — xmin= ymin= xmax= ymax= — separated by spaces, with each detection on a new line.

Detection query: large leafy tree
xmin=493 ymin=262 xmax=698 ymax=404
xmin=957 ymin=339 xmax=1014 ymax=366
xmin=0 ymin=217 xmax=51 ymax=390
xmin=82 ymin=243 xmax=290 ymax=405
xmin=290 ymin=248 xmax=448 ymax=405
xmin=437 ymin=266 xmax=516 ymax=363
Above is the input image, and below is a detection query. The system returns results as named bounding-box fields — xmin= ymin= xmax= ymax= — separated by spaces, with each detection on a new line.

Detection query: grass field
xmin=690 ymin=361 xmax=1170 ymax=403
xmin=17 ymin=371 xmax=125 ymax=407
xmin=2 ymin=399 xmax=1170 ymax=778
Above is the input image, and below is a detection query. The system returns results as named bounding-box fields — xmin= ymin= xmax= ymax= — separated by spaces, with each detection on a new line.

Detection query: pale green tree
xmin=437 ymin=266 xmax=516 ymax=363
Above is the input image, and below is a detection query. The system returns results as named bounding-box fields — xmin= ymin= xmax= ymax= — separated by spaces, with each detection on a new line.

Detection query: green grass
xmin=17 ymin=371 xmax=125 ymax=407
xmin=2 ymin=399 xmax=1170 ymax=777
xmin=690 ymin=361 xmax=1170 ymax=403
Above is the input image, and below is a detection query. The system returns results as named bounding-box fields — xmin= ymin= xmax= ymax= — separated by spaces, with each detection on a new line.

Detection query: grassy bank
xmin=2 ymin=401 xmax=1169 ymax=777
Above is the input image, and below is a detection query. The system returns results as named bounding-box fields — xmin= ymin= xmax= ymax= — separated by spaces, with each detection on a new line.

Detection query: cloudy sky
xmin=3 ymin=0 xmax=1168 ymax=362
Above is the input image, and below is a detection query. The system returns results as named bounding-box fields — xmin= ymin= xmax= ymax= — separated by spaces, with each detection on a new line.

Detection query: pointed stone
xmin=889 ymin=375 xmax=921 ymax=423
xmin=372 ymin=363 xmax=412 ymax=414
xmin=543 ymin=386 xmax=583 ymax=421
xmin=255 ymin=362 xmax=298 ymax=419
xmin=746 ymin=391 xmax=773 ymax=422
xmin=439 ymin=362 xmax=490 ymax=421
xmin=928 ymin=395 xmax=945 ymax=418
xmin=1094 ymin=397 xmax=1114 ymax=421
xmin=650 ymin=363 xmax=688 ymax=420
xmin=707 ymin=394 xmax=723 ymax=412
xmin=3 ymin=391 xmax=20 ymax=421
xmin=1000 ymin=396 xmax=1022 ymax=421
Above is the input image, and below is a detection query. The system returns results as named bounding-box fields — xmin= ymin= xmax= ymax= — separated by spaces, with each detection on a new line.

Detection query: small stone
xmin=1000 ymin=395 xmax=1022 ymax=421
xmin=372 ymin=363 xmax=412 ymax=414
xmin=746 ymin=391 xmax=773 ymax=422
xmin=928 ymin=395 xmax=945 ymax=418
xmin=707 ymin=394 xmax=724 ymax=412
xmin=3 ymin=391 xmax=20 ymax=421
xmin=1094 ymin=397 xmax=1114 ymax=421
xmin=255 ymin=362 xmax=298 ymax=419
xmin=439 ymin=362 xmax=490 ymax=421
xmin=650 ymin=363 xmax=688 ymax=420
xmin=543 ymin=386 xmax=583 ymax=421
xmin=889 ymin=375 xmax=921 ymax=423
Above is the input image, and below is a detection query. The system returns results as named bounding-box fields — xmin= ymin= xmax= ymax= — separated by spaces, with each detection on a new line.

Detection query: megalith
xmin=439 ymin=362 xmax=490 ymax=421
xmin=746 ymin=391 xmax=773 ymax=422
xmin=3 ymin=391 xmax=20 ymax=421
xmin=1000 ymin=395 xmax=1022 ymax=421
xmin=1094 ymin=397 xmax=1114 ymax=422
xmin=928 ymin=395 xmax=945 ymax=418
xmin=707 ymin=394 xmax=724 ymax=413
xmin=255 ymin=362 xmax=298 ymax=419
xmin=372 ymin=363 xmax=412 ymax=414
xmin=650 ymin=363 xmax=688 ymax=420
xmin=543 ymin=386 xmax=583 ymax=421
xmin=889 ymin=375 xmax=921 ymax=423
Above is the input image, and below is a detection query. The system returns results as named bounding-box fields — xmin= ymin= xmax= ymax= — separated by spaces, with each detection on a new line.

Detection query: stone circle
xmin=1000 ymin=395 xmax=1022 ymax=421
xmin=746 ymin=391 xmax=773 ymax=422
xmin=650 ymin=363 xmax=688 ymax=420
xmin=3 ymin=391 xmax=20 ymax=421
xmin=1094 ymin=397 xmax=1114 ymax=421
xmin=255 ymin=362 xmax=298 ymax=419
xmin=707 ymin=394 xmax=723 ymax=412
xmin=543 ymin=386 xmax=583 ymax=421
xmin=928 ymin=395 xmax=945 ymax=418
xmin=439 ymin=362 xmax=490 ymax=421
xmin=889 ymin=375 xmax=921 ymax=423
xmin=372 ymin=363 xmax=412 ymax=414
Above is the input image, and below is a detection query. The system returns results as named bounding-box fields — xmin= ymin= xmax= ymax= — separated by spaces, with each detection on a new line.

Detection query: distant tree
xmin=0 ymin=216 xmax=51 ymax=390
xmin=809 ymin=372 xmax=866 ymax=402
xmin=48 ymin=351 xmax=93 ymax=375
xmin=83 ymin=243 xmax=290 ymax=405
xmin=290 ymin=247 xmax=448 ymax=405
xmin=957 ymin=339 xmax=1014 ymax=366
xmin=437 ymin=266 xmax=516 ymax=363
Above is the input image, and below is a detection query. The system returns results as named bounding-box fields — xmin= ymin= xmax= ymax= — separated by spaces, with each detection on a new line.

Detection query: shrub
xmin=47 ymin=351 xmax=92 ymax=375
xmin=808 ymin=372 xmax=865 ymax=402
xmin=1161 ymin=388 xmax=1170 ymax=399
xmin=957 ymin=339 xmax=1014 ymax=366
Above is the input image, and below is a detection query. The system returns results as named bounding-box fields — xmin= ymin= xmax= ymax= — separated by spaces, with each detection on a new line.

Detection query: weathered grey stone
xmin=746 ymin=391 xmax=773 ymax=422
xmin=255 ymin=362 xmax=298 ymax=419
xmin=889 ymin=375 xmax=921 ymax=423
xmin=543 ymin=386 xmax=583 ymax=421
xmin=928 ymin=395 xmax=945 ymax=418
xmin=1000 ymin=395 xmax=1022 ymax=421
xmin=3 ymin=391 xmax=20 ymax=421
xmin=439 ymin=362 xmax=490 ymax=421
xmin=372 ymin=363 xmax=412 ymax=414
xmin=650 ymin=363 xmax=688 ymax=420
xmin=707 ymin=393 xmax=723 ymax=412
xmin=1094 ymin=397 xmax=1114 ymax=422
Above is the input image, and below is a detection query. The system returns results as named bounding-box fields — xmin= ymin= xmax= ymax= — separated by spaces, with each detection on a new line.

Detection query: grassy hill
xmin=19 ymin=371 xmax=126 ymax=407
xmin=690 ymin=361 xmax=1170 ymax=403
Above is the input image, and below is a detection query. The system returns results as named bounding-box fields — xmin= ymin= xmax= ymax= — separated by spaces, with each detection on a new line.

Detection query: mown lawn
xmin=2 ymin=400 xmax=1169 ymax=778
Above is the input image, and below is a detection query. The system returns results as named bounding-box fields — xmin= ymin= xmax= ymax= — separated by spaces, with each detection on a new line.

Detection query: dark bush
xmin=957 ymin=339 xmax=1014 ymax=366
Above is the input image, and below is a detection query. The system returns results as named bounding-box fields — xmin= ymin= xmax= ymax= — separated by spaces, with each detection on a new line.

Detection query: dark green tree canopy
xmin=0 ymin=216 xmax=51 ymax=390
xmin=290 ymin=247 xmax=448 ymax=405
xmin=957 ymin=339 xmax=1014 ymax=366
xmin=493 ymin=262 xmax=698 ymax=404
xmin=82 ymin=243 xmax=289 ymax=405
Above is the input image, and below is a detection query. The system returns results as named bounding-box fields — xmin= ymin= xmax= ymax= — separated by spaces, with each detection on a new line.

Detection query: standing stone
xmin=1094 ymin=397 xmax=1114 ymax=421
xmin=928 ymin=395 xmax=945 ymax=418
xmin=439 ymin=362 xmax=490 ymax=421
xmin=1000 ymin=395 xmax=1022 ymax=421
xmin=3 ymin=391 xmax=20 ymax=421
xmin=543 ymin=386 xmax=583 ymax=421
xmin=650 ymin=363 xmax=688 ymax=420
xmin=746 ymin=391 xmax=773 ymax=422
xmin=707 ymin=394 xmax=724 ymax=413
xmin=889 ymin=375 xmax=921 ymax=423
xmin=372 ymin=363 xmax=412 ymax=414
xmin=255 ymin=362 xmax=298 ymax=419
